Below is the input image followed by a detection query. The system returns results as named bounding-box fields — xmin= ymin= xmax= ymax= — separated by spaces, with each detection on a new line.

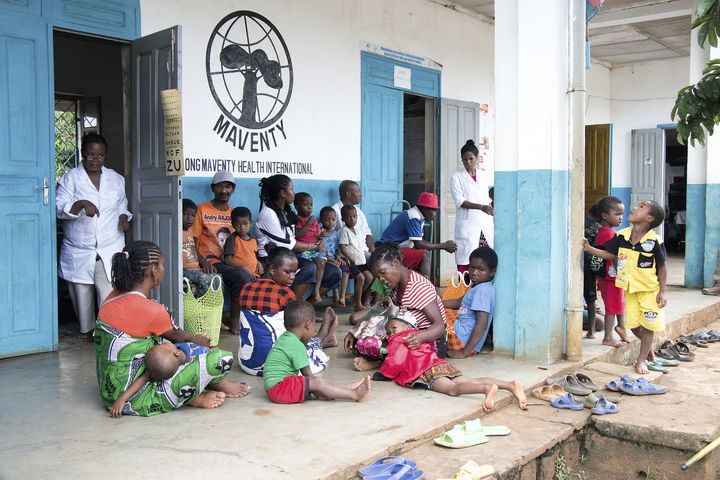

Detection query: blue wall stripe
xmin=610 ymin=186 xmax=632 ymax=229
xmin=704 ymin=183 xmax=720 ymax=287
xmin=685 ymin=183 xmax=706 ymax=287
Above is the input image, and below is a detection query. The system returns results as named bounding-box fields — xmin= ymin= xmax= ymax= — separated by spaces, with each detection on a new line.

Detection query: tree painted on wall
xmin=672 ymin=0 xmax=720 ymax=146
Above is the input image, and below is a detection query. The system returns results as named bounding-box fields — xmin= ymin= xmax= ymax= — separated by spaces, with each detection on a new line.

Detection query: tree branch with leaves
xmin=672 ymin=0 xmax=720 ymax=146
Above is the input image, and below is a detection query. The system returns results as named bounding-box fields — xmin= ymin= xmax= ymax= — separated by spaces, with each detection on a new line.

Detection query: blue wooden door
xmin=361 ymin=83 xmax=403 ymax=239
xmin=0 ymin=18 xmax=56 ymax=357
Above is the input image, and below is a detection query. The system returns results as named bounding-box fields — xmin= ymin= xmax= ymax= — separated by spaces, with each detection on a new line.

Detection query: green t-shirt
xmin=263 ymin=331 xmax=309 ymax=390
xmin=371 ymin=278 xmax=393 ymax=297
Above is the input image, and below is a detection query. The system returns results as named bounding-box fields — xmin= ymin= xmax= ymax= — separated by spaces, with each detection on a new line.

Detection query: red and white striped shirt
xmin=392 ymin=271 xmax=446 ymax=330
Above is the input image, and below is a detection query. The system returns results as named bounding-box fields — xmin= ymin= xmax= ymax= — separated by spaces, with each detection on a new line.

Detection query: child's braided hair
xmin=368 ymin=242 xmax=403 ymax=269
xmin=258 ymin=174 xmax=298 ymax=228
xmin=111 ymin=240 xmax=163 ymax=291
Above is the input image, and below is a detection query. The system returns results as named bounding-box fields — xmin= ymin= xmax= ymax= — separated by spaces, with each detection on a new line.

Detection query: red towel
xmin=380 ymin=330 xmax=446 ymax=386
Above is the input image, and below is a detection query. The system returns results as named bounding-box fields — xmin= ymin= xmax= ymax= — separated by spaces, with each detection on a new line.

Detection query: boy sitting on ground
xmin=263 ymin=300 xmax=371 ymax=404
xmin=109 ymin=341 xmax=249 ymax=417
xmin=584 ymin=200 xmax=667 ymax=375
xmin=442 ymin=247 xmax=497 ymax=359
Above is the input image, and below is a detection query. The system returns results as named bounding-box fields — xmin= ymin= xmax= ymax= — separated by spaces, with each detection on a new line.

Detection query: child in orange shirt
xmin=224 ymin=207 xmax=263 ymax=280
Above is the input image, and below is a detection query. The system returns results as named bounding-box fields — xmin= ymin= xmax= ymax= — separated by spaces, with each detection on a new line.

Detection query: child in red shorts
xmin=263 ymin=300 xmax=371 ymax=404
xmin=589 ymin=196 xmax=629 ymax=347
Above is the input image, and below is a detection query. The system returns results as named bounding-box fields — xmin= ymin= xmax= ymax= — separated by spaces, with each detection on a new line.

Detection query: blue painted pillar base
xmin=494 ymin=170 xmax=569 ymax=363
xmin=685 ymin=183 xmax=706 ymax=287
xmin=703 ymin=183 xmax=720 ymax=287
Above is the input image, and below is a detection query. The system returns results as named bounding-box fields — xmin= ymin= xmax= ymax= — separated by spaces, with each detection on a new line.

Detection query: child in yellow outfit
xmin=584 ymin=200 xmax=667 ymax=375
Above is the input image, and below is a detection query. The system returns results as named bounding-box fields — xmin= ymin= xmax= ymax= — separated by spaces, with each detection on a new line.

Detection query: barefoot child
xmin=224 ymin=206 xmax=263 ymax=280
xmin=584 ymin=209 xmax=602 ymax=339
xmin=584 ymin=200 xmax=667 ymax=375
xmin=319 ymin=206 xmax=343 ymax=306
xmin=109 ymin=341 xmax=249 ymax=417
xmin=442 ymin=247 xmax=497 ymax=359
xmin=339 ymin=204 xmax=374 ymax=310
xmin=294 ymin=192 xmax=327 ymax=303
xmin=380 ymin=313 xmax=527 ymax=411
xmin=589 ymin=196 xmax=629 ymax=347
xmin=263 ymin=300 xmax=371 ymax=404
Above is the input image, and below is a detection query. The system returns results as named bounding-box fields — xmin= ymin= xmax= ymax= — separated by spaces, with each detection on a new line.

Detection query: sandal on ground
xmin=359 ymin=456 xmax=417 ymax=477
xmin=433 ymin=424 xmax=489 ymax=449
xmin=363 ymin=464 xmax=424 ymax=480
xmin=606 ymin=374 xmax=637 ymax=391
xmin=706 ymin=330 xmax=720 ymax=341
xmin=693 ymin=331 xmax=716 ymax=343
xmin=701 ymin=285 xmax=720 ymax=296
xmin=619 ymin=380 xmax=668 ymax=396
xmin=584 ymin=392 xmax=621 ymax=409
xmin=574 ymin=373 xmax=600 ymax=391
xmin=655 ymin=346 xmax=680 ymax=361
xmin=590 ymin=397 xmax=619 ymax=415
xmin=437 ymin=461 xmax=495 ymax=480
xmin=532 ymin=385 xmax=560 ymax=402
xmin=451 ymin=418 xmax=510 ymax=437
xmin=679 ymin=335 xmax=708 ymax=348
xmin=662 ymin=340 xmax=695 ymax=361
xmin=652 ymin=356 xmax=679 ymax=367
xmin=550 ymin=393 xmax=584 ymax=411
xmin=645 ymin=360 xmax=669 ymax=373
xmin=546 ymin=375 xmax=592 ymax=396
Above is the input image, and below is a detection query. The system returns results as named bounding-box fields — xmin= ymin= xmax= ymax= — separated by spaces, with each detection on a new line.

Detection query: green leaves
xmin=673 ymin=0 xmax=720 ymax=145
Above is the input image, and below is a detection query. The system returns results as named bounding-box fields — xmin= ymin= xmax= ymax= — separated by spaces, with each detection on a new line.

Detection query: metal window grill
xmin=54 ymin=98 xmax=79 ymax=180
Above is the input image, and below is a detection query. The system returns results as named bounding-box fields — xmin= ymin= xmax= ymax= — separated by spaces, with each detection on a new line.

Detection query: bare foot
xmin=78 ymin=332 xmax=93 ymax=341
xmin=336 ymin=298 xmax=346 ymax=307
xmin=635 ymin=361 xmax=650 ymax=375
xmin=339 ymin=377 xmax=367 ymax=390
xmin=511 ymin=380 xmax=528 ymax=410
xmin=602 ymin=338 xmax=624 ymax=348
xmin=353 ymin=376 xmax=371 ymax=402
xmin=353 ymin=357 xmax=381 ymax=371
xmin=585 ymin=332 xmax=596 ymax=340
xmin=318 ymin=307 xmax=338 ymax=347
xmin=189 ymin=391 xmax=226 ymax=409
xmin=614 ymin=326 xmax=630 ymax=343
xmin=208 ymin=380 xmax=251 ymax=398
xmin=482 ymin=384 xmax=499 ymax=412
xmin=310 ymin=292 xmax=323 ymax=304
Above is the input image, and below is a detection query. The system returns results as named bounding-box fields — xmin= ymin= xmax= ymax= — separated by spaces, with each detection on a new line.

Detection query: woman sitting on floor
xmin=94 ymin=240 xmax=249 ymax=417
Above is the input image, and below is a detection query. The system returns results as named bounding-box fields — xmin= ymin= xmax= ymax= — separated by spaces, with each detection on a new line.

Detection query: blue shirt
xmin=324 ymin=230 xmax=340 ymax=258
xmin=455 ymin=282 xmax=495 ymax=352
xmin=380 ymin=206 xmax=425 ymax=244
xmin=175 ymin=342 xmax=210 ymax=363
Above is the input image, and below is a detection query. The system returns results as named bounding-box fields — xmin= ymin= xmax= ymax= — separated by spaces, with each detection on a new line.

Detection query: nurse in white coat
xmin=450 ymin=139 xmax=494 ymax=272
xmin=56 ymin=134 xmax=132 ymax=338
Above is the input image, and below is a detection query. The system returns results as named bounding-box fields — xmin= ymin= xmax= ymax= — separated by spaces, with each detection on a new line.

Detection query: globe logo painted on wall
xmin=206 ymin=11 xmax=293 ymax=130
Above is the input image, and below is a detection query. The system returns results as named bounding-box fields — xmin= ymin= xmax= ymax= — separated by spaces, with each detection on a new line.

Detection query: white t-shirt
xmin=331 ymin=201 xmax=371 ymax=252
xmin=255 ymin=205 xmax=296 ymax=257
xmin=338 ymin=226 xmax=366 ymax=265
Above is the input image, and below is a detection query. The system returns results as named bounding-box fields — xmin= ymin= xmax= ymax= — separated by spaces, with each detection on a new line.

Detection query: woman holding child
xmin=255 ymin=174 xmax=341 ymax=300
xmin=95 ymin=240 xmax=249 ymax=417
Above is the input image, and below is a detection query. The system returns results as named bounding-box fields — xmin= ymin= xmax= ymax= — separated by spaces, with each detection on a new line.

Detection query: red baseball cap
xmin=416 ymin=192 xmax=439 ymax=209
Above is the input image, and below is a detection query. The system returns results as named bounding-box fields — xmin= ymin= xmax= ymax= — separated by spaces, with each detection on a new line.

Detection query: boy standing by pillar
xmin=584 ymin=200 xmax=667 ymax=375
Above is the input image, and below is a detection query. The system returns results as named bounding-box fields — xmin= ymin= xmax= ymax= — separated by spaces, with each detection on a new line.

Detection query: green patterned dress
xmin=94 ymin=321 xmax=234 ymax=416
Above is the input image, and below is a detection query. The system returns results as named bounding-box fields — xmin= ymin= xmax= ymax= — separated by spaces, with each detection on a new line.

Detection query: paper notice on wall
xmin=393 ymin=65 xmax=411 ymax=89
xmin=160 ymin=88 xmax=185 ymax=176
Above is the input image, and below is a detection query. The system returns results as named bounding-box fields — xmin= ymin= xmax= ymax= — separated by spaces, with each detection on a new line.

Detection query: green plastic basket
xmin=182 ymin=275 xmax=223 ymax=347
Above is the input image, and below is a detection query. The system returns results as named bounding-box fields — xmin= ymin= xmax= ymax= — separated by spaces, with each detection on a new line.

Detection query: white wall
xmin=607 ymin=57 xmax=689 ymax=187
xmin=585 ymin=61 xmax=611 ymax=125
xmin=139 ymin=0 xmax=494 ymax=180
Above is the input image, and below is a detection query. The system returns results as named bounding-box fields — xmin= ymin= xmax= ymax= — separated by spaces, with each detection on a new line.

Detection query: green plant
xmin=671 ymin=0 xmax=720 ymax=146
xmin=554 ymin=455 xmax=583 ymax=480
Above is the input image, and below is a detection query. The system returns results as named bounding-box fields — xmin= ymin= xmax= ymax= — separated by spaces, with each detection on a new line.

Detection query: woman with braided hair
xmin=94 ymin=240 xmax=249 ymax=417
xmin=255 ymin=174 xmax=341 ymax=301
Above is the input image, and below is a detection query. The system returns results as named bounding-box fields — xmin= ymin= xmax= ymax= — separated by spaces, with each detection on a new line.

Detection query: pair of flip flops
xmin=546 ymin=373 xmax=599 ymax=396
xmin=583 ymin=391 xmax=621 ymax=407
xmin=550 ymin=393 xmax=584 ymax=411
xmin=694 ymin=330 xmax=720 ymax=342
xmin=645 ymin=360 xmax=670 ymax=373
xmin=679 ymin=334 xmax=709 ymax=348
xmin=359 ymin=456 xmax=423 ymax=479
xmin=433 ymin=419 xmax=510 ymax=448
xmin=656 ymin=340 xmax=695 ymax=362
xmin=589 ymin=397 xmax=619 ymax=415
xmin=531 ymin=384 xmax=567 ymax=402
xmin=606 ymin=375 xmax=668 ymax=395
xmin=437 ymin=461 xmax=494 ymax=480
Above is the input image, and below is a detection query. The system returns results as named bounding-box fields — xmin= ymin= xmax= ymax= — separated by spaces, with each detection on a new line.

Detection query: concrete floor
xmin=1 ymin=288 xmax=718 ymax=480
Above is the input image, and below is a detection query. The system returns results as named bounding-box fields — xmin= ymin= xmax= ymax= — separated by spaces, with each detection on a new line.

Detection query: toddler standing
xmin=585 ymin=200 xmax=667 ymax=374
xmin=339 ymin=204 xmax=374 ymax=310
xmin=319 ymin=206 xmax=343 ymax=306
xmin=294 ymin=192 xmax=327 ymax=303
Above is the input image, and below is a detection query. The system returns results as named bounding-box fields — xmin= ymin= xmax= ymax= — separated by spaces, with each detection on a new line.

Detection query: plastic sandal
xmin=583 ymin=391 xmax=621 ymax=408
xmin=645 ymin=360 xmax=669 ymax=373
xmin=550 ymin=393 xmax=584 ymax=411
xmin=547 ymin=375 xmax=592 ymax=396
xmin=652 ymin=356 xmax=679 ymax=367
xmin=655 ymin=347 xmax=679 ymax=361
xmin=590 ymin=397 xmax=619 ymax=415
xmin=532 ymin=385 xmax=559 ymax=402
xmin=453 ymin=418 xmax=510 ymax=437
xmin=436 ymin=461 xmax=494 ymax=480
xmin=359 ymin=456 xmax=417 ymax=477
xmin=694 ymin=331 xmax=716 ymax=343
xmin=364 ymin=464 xmax=424 ymax=480
xmin=619 ymin=381 xmax=668 ymax=396
xmin=707 ymin=330 xmax=720 ymax=340
xmin=574 ymin=373 xmax=599 ymax=391
xmin=433 ymin=425 xmax=489 ymax=449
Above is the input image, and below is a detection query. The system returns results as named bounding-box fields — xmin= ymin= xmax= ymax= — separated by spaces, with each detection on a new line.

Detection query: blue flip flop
xmin=550 ymin=393 xmax=584 ymax=411
xmin=619 ymin=381 xmax=668 ymax=396
xmin=590 ymin=398 xmax=619 ymax=415
xmin=359 ymin=457 xmax=417 ymax=477
xmin=364 ymin=464 xmax=424 ymax=480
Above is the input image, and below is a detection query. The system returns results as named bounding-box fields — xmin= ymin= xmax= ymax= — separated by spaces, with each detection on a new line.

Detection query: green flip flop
xmin=434 ymin=424 xmax=489 ymax=449
xmin=653 ymin=356 xmax=679 ymax=367
xmin=584 ymin=391 xmax=621 ymax=408
xmin=645 ymin=360 xmax=669 ymax=373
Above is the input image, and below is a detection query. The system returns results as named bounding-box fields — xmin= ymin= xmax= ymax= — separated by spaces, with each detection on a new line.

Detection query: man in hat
xmin=378 ymin=192 xmax=457 ymax=276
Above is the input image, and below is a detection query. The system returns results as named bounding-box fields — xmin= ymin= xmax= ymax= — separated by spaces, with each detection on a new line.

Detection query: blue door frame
xmin=0 ymin=0 xmax=139 ymax=358
xmin=360 ymin=52 xmax=441 ymax=238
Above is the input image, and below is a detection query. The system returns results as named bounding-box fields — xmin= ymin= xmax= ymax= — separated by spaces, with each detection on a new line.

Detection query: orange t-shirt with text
xmin=98 ymin=291 xmax=174 ymax=337
xmin=191 ymin=201 xmax=233 ymax=265
xmin=182 ymin=229 xmax=200 ymax=270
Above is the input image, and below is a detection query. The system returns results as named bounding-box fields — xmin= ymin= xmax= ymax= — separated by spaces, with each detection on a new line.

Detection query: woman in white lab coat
xmin=450 ymin=139 xmax=494 ymax=272
xmin=56 ymin=134 xmax=132 ymax=338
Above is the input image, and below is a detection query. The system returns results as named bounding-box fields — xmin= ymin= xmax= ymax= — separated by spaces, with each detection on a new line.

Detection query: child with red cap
xmin=377 ymin=192 xmax=457 ymax=276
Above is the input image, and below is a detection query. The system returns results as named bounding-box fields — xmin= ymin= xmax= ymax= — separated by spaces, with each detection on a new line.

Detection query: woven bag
xmin=182 ymin=275 xmax=223 ymax=347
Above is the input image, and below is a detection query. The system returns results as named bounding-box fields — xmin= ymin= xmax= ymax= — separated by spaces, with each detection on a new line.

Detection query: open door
xmin=631 ymin=128 xmax=665 ymax=236
xmin=361 ymin=83 xmax=403 ymax=239
xmin=585 ymin=124 xmax=610 ymax=213
xmin=0 ymin=19 xmax=56 ymax=358
xmin=130 ymin=27 xmax=182 ymax=320
xmin=439 ymin=98 xmax=479 ymax=286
